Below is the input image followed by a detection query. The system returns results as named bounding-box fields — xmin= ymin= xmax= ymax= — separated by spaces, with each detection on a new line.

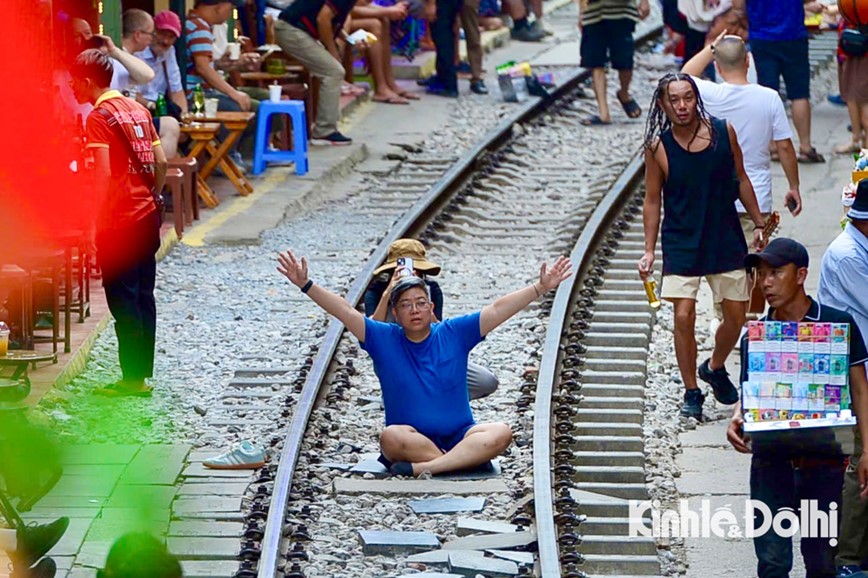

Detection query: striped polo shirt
xmin=580 ymin=0 xmax=640 ymax=26
xmin=185 ymin=12 xmax=214 ymax=96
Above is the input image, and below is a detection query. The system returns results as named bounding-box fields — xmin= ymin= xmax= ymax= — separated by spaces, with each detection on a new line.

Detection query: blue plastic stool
xmin=252 ymin=99 xmax=309 ymax=176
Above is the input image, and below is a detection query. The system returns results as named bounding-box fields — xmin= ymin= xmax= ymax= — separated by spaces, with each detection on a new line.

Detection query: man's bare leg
xmin=672 ymin=298 xmax=698 ymax=390
xmin=592 ymin=68 xmax=610 ymax=123
xmin=158 ymin=117 xmax=179 ymax=159
xmin=380 ymin=425 xmax=445 ymax=464
xmin=791 ymin=98 xmax=813 ymax=155
xmin=412 ymin=423 xmax=512 ymax=476
xmin=710 ymin=298 xmax=746 ymax=371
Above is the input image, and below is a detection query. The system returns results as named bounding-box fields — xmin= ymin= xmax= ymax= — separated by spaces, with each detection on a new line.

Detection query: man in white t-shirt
xmin=683 ymin=33 xmax=802 ymax=230
xmin=683 ymin=33 xmax=802 ymax=322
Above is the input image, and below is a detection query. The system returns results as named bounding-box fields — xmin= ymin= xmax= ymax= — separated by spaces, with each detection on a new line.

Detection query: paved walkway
xmin=679 ymin=99 xmax=857 ymax=577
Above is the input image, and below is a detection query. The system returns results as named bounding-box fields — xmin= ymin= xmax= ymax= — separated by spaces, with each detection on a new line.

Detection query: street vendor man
xmin=277 ymin=249 xmax=572 ymax=477
xmin=726 ymin=238 xmax=868 ymax=578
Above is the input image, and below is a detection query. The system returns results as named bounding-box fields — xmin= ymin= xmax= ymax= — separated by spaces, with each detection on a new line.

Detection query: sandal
xmin=372 ymin=94 xmax=410 ymax=105
xmin=398 ymin=91 xmax=421 ymax=100
xmin=580 ymin=115 xmax=612 ymax=126
xmin=94 ymin=382 xmax=153 ymax=398
xmin=797 ymin=147 xmax=826 ymax=164
xmin=617 ymin=93 xmax=642 ymax=119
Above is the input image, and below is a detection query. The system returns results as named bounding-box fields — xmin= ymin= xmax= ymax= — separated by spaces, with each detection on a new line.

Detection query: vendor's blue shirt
xmin=746 ymin=0 xmax=807 ymax=41
xmin=360 ymin=313 xmax=482 ymax=438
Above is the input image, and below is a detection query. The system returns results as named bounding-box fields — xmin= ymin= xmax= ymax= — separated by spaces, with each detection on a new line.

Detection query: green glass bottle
xmin=192 ymin=84 xmax=205 ymax=116
xmin=155 ymin=94 xmax=168 ymax=117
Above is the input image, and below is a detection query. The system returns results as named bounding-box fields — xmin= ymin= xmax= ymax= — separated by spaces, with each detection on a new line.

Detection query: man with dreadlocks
xmin=639 ymin=73 xmax=767 ymax=420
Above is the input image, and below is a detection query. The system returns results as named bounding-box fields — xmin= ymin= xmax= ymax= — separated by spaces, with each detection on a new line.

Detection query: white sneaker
xmin=203 ymin=441 xmax=266 ymax=470
xmin=709 ymin=317 xmax=720 ymax=338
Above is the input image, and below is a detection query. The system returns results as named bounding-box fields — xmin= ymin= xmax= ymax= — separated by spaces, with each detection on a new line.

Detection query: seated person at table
xmin=114 ymin=9 xmax=180 ymax=159
xmin=277 ymin=249 xmax=572 ymax=477
xmin=275 ymin=0 xmax=359 ymax=146
xmin=349 ymin=0 xmax=420 ymax=104
xmin=135 ymin=11 xmax=189 ymax=133
xmin=186 ymin=0 xmax=261 ymax=165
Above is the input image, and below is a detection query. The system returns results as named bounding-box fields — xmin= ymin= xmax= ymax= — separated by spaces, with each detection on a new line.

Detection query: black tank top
xmin=660 ymin=116 xmax=748 ymax=276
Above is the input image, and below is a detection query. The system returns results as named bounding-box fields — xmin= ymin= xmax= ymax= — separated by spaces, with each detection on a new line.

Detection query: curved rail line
xmin=256 ymin=22 xmax=670 ymax=578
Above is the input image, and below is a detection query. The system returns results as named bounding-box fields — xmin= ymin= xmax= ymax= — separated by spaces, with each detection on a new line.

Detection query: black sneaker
xmin=698 ymin=359 xmax=740 ymax=404
xmin=681 ymin=389 xmax=705 ymax=420
xmin=511 ymin=24 xmax=545 ymax=42
xmin=12 ymin=557 xmax=57 ymax=578
xmin=12 ymin=518 xmax=69 ymax=568
xmin=470 ymin=80 xmax=489 ymax=95
xmin=310 ymin=132 xmax=353 ymax=146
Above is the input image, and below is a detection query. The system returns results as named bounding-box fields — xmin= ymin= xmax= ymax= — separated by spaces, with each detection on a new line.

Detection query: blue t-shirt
xmin=360 ymin=313 xmax=483 ymax=438
xmin=746 ymin=0 xmax=807 ymax=41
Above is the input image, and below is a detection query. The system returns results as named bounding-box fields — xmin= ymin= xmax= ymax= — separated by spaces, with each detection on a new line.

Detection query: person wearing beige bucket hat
xmin=364 ymin=239 xmax=499 ymax=400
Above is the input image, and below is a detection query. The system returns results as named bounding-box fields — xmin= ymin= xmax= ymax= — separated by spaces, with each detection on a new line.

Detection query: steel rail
xmin=257 ymin=66 xmax=593 ymax=578
xmin=533 ymin=152 xmax=645 ymax=577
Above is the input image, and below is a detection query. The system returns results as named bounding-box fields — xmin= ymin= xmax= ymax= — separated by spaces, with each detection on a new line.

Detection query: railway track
xmin=236 ymin=26 xmax=841 ymax=578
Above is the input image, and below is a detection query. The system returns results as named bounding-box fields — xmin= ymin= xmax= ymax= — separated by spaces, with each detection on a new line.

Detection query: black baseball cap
xmin=744 ymin=238 xmax=809 ymax=270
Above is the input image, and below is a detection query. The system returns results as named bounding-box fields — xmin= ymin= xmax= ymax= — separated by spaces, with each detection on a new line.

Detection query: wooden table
xmin=0 ymin=350 xmax=57 ymax=403
xmin=180 ymin=122 xmax=222 ymax=208
xmin=193 ymin=112 xmax=255 ymax=198
xmin=238 ymin=71 xmax=296 ymax=88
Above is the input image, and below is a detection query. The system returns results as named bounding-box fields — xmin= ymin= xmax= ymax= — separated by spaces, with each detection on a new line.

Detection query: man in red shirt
xmin=70 ymin=49 xmax=168 ymax=397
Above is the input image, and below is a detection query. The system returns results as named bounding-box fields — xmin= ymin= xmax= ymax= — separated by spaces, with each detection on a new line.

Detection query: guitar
xmin=748 ymin=211 xmax=781 ymax=316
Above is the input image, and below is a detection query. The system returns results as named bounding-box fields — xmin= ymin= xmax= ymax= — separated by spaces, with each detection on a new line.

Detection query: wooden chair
xmin=165 ymin=168 xmax=186 ymax=239
xmin=169 ymin=157 xmax=200 ymax=225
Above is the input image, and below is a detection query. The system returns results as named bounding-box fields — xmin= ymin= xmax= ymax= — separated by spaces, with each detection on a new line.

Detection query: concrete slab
xmin=442 ymin=531 xmax=536 ymax=551
xmin=406 ymin=549 xmax=484 ymax=565
xmin=334 ymin=478 xmax=508 ymax=495
xmin=24 ymin=507 xmax=101 ymax=520
xmin=168 ymin=537 xmax=240 ymax=560
xmin=436 ymin=460 xmax=503 ymax=481
xmin=62 ymin=465 xmax=126 ymax=479
xmin=179 ymin=560 xmax=241 ymax=578
xmin=176 ymin=482 xmax=250 ymax=496
xmin=85 ymin=510 xmax=169 ymax=541
xmin=169 ymin=521 xmax=244 ymax=538
xmin=118 ymin=444 xmax=191 ymax=485
xmin=47 ymin=475 xmax=119 ymax=498
xmin=172 ymin=496 xmax=242 ymax=514
xmin=60 ymin=445 xmax=140 ymax=465
xmin=66 ymin=568 xmax=98 ymax=578
xmin=486 ymin=549 xmax=535 ymax=566
xmin=357 ymin=529 xmax=440 ymax=555
xmin=408 ymin=497 xmax=486 ymax=514
xmin=676 ymin=447 xmax=751 ymax=496
xmin=448 ymin=551 xmax=519 ymax=577
xmin=456 ymin=518 xmax=519 ymax=536
xmin=182 ymin=463 xmax=255 ymax=478
xmin=47 ymin=518 xmax=93 ymax=557
xmin=74 ymin=540 xmax=114 ymax=568
xmin=106 ymin=484 xmax=177 ymax=511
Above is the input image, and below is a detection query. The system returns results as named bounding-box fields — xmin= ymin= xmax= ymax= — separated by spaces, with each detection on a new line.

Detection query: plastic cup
xmin=204 ymin=98 xmax=219 ymax=118
xmin=0 ymin=328 xmax=9 ymax=357
xmin=268 ymin=84 xmax=282 ymax=103
xmin=227 ymin=42 xmax=241 ymax=60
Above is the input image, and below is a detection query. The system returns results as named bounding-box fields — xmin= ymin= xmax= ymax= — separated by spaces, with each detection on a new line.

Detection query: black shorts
xmin=750 ymin=38 xmax=810 ymax=101
xmin=580 ymin=18 xmax=636 ymax=70
xmin=152 ymin=115 xmax=161 ymax=134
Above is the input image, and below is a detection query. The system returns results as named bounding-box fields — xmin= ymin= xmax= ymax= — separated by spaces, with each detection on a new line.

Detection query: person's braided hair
xmin=643 ymin=72 xmax=717 ymax=153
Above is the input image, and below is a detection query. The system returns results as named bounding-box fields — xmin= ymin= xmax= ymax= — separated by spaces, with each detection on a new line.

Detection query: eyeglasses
xmin=396 ymin=299 xmax=430 ymax=312
xmin=138 ymin=29 xmax=156 ymax=37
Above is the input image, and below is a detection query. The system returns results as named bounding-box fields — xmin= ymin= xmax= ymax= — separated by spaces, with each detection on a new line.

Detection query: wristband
xmin=532 ymin=283 xmax=541 ymax=298
xmin=301 ymin=279 xmax=314 ymax=294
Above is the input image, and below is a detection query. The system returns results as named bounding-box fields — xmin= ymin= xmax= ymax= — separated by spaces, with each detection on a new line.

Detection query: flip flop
xmin=372 ymin=95 xmax=410 ymax=105
xmin=797 ymin=147 xmax=826 ymax=164
xmin=580 ymin=115 xmax=612 ymax=126
xmin=617 ymin=93 xmax=642 ymax=119
xmin=398 ymin=91 xmax=421 ymax=100
xmin=94 ymin=382 xmax=153 ymax=398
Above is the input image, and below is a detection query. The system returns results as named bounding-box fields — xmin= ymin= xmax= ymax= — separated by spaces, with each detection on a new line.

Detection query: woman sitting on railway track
xmin=363 ymin=238 xmax=499 ymax=401
xmin=277 ymin=248 xmax=571 ymax=477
